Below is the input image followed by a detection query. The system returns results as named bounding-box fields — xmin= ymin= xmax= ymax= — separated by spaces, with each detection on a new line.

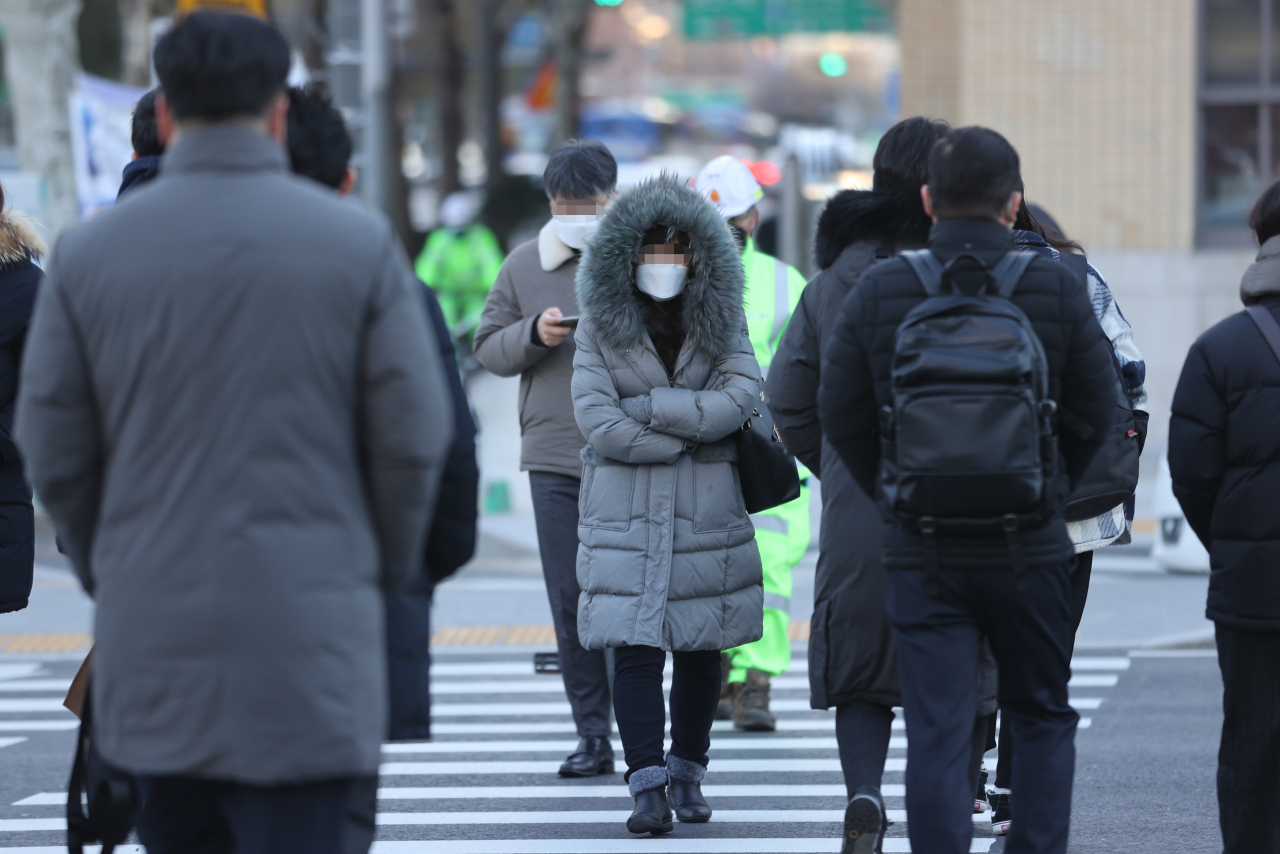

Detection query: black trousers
xmin=994 ymin=550 xmax=1092 ymax=789
xmin=887 ymin=562 xmax=1078 ymax=854
xmin=136 ymin=775 xmax=370 ymax=854
xmin=528 ymin=471 xmax=612 ymax=738
xmin=613 ymin=645 xmax=722 ymax=777
xmin=1216 ymin=623 xmax=1280 ymax=854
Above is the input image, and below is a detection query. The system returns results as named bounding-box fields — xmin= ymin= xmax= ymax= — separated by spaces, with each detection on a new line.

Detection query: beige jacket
xmin=473 ymin=220 xmax=584 ymax=479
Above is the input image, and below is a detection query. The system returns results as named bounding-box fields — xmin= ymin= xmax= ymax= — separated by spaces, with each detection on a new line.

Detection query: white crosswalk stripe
xmin=0 ymin=650 xmax=1127 ymax=852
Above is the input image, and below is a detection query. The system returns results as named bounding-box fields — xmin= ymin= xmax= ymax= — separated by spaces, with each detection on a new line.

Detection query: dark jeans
xmin=613 ymin=645 xmax=722 ymax=777
xmin=1216 ymin=623 xmax=1280 ymax=853
xmin=528 ymin=471 xmax=612 ymax=738
xmin=835 ymin=701 xmax=895 ymax=799
xmin=136 ymin=775 xmax=370 ymax=854
xmin=887 ymin=562 xmax=1078 ymax=854
xmin=994 ymin=550 xmax=1092 ymax=789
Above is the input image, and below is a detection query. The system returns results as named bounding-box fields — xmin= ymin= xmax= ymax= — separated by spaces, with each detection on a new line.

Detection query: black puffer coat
xmin=766 ymin=188 xmax=930 ymax=709
xmin=819 ymin=218 xmax=1116 ymax=570
xmin=1169 ymin=239 xmax=1280 ymax=630
xmin=0 ymin=214 xmax=42 ymax=614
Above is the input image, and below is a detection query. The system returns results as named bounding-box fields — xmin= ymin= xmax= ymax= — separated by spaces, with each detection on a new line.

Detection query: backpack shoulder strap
xmin=992 ymin=251 xmax=1036 ymax=298
xmin=1247 ymin=304 xmax=1280 ymax=364
xmin=1060 ymin=252 xmax=1089 ymax=289
xmin=900 ymin=249 xmax=945 ymax=296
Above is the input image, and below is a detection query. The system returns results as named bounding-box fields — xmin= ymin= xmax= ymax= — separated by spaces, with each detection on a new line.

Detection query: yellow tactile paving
xmin=429 ymin=622 xmax=813 ymax=646
xmin=0 ymin=633 xmax=93 ymax=653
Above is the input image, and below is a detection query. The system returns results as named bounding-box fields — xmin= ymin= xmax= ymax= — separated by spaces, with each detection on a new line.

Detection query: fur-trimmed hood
xmin=814 ymin=188 xmax=931 ymax=270
xmin=0 ymin=211 xmax=44 ymax=266
xmin=576 ymin=174 xmax=744 ymax=358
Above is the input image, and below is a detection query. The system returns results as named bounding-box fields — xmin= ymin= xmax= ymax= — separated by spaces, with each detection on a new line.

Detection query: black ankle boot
xmin=557 ymin=736 xmax=614 ymax=778
xmin=668 ymin=779 xmax=712 ymax=822
xmin=842 ymin=785 xmax=886 ymax=854
xmin=627 ymin=787 xmax=673 ymax=835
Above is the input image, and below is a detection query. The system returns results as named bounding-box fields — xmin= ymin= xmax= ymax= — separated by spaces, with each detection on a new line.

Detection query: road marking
xmin=429 ymin=719 xmax=838 ymax=735
xmin=383 ymin=737 xmax=902 ymax=754
xmin=0 ymin=700 xmax=69 ymax=713
xmin=430 ymin=677 xmax=813 ymax=695
xmin=0 ymin=737 xmax=26 ymax=750
xmin=376 ymin=761 xmax=859 ymax=777
xmin=433 ymin=698 xmax=1101 ymax=716
xmin=1071 ymin=657 xmax=1130 ymax=670
xmin=1070 ymin=698 xmax=1103 ymax=709
xmin=0 ymin=680 xmax=72 ymax=693
xmin=358 ymin=809 xmax=983 ymax=825
xmin=367 ymin=840 xmax=995 ymax=853
xmin=0 ymin=664 xmax=42 ymax=681
xmin=0 ymin=720 xmax=76 ymax=731
xmin=1067 ymin=674 xmax=1119 ymax=687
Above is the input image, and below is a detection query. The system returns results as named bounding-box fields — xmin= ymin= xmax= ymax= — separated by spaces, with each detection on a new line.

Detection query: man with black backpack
xmin=818 ymin=126 xmax=1116 ymax=854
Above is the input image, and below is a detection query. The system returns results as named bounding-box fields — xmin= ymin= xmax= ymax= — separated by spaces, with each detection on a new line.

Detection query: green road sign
xmin=683 ymin=0 xmax=893 ymax=40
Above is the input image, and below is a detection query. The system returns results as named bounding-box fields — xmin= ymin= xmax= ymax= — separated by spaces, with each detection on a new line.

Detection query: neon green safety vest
xmin=740 ymin=238 xmax=807 ymax=376
xmin=414 ymin=224 xmax=505 ymax=331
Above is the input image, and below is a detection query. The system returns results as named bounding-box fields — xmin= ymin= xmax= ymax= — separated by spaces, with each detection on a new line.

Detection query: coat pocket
xmin=579 ymin=459 xmax=636 ymax=532
xmin=692 ymin=460 xmax=751 ymax=533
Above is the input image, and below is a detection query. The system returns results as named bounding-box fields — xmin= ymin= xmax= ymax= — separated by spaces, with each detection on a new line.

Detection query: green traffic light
xmin=819 ymin=52 xmax=848 ymax=78
xmin=594 ymin=0 xmax=624 ymax=5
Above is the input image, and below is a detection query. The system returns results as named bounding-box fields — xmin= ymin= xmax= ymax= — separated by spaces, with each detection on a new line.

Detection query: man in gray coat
xmin=14 ymin=14 xmax=451 ymax=852
xmin=472 ymin=140 xmax=618 ymax=777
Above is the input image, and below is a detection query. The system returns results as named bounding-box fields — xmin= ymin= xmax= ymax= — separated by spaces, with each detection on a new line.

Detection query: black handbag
xmin=734 ymin=396 xmax=801 ymax=514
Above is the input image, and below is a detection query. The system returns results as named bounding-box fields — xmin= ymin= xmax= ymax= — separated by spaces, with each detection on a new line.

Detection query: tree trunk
xmin=549 ymin=0 xmax=588 ymax=145
xmin=118 ymin=0 xmax=152 ymax=87
xmin=0 ymin=0 xmax=82 ymax=237
xmin=432 ymin=0 xmax=462 ymax=197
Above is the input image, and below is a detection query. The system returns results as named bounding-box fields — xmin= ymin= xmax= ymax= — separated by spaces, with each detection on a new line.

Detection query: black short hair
xmin=287 ymin=85 xmax=352 ymax=190
xmin=1250 ymin=180 xmax=1280 ymax=246
xmin=153 ymin=12 xmax=290 ymax=122
xmin=544 ymin=139 xmax=617 ymax=200
xmin=927 ymin=126 xmax=1021 ymax=220
xmin=131 ymin=89 xmax=163 ymax=157
xmin=873 ymin=116 xmax=949 ymax=194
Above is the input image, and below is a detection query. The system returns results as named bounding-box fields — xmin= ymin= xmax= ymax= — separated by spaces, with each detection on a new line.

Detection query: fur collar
xmin=576 ymin=174 xmax=743 ymax=358
xmin=814 ymin=188 xmax=932 ymax=270
xmin=537 ymin=219 xmax=576 ymax=272
xmin=0 ymin=211 xmax=44 ymax=266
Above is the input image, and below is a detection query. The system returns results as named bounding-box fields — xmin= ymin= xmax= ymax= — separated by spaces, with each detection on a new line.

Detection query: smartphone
xmin=553 ymin=315 xmax=580 ymax=329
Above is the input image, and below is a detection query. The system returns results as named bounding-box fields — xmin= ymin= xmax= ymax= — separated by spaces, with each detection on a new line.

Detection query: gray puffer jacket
xmin=571 ymin=176 xmax=764 ymax=652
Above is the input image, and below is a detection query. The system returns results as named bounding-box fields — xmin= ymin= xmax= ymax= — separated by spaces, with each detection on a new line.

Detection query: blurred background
xmin=0 ymin=0 xmax=1260 ymax=569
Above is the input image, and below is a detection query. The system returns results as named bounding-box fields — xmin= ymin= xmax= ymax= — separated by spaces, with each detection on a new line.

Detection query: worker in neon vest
xmin=696 ymin=155 xmax=810 ymax=731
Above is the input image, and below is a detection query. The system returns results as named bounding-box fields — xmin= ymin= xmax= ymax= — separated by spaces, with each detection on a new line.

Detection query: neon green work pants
xmin=725 ymin=484 xmax=811 ymax=682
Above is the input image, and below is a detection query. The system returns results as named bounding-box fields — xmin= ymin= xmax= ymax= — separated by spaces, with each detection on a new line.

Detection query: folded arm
xmin=648 ymin=327 xmax=761 ymax=443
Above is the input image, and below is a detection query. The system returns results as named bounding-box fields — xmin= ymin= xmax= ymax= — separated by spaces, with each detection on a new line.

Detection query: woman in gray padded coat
xmin=572 ymin=174 xmax=764 ymax=836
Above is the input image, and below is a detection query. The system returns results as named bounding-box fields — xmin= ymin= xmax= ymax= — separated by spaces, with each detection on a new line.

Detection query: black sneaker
xmin=989 ymin=790 xmax=1011 ymax=836
xmin=841 ymin=785 xmax=886 ymax=854
xmin=974 ymin=769 xmax=990 ymax=814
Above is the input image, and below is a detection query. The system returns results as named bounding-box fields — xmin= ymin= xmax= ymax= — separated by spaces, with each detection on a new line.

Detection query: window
xmin=1199 ymin=0 xmax=1280 ymax=244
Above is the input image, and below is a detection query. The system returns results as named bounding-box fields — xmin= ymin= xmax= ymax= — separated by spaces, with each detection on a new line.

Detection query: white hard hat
xmin=695 ymin=155 xmax=764 ymax=219
xmin=440 ymin=192 xmax=479 ymax=229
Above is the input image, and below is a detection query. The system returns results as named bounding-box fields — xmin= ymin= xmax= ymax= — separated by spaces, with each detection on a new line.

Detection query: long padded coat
xmin=571 ymin=176 xmax=764 ymax=652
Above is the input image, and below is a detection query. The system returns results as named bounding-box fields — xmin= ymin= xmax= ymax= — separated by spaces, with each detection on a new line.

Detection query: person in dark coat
xmin=766 ymin=118 xmax=946 ymax=815
xmin=0 ymin=186 xmax=43 ymax=614
xmin=819 ymin=126 xmax=1116 ymax=854
xmin=118 ymin=88 xmax=163 ymax=198
xmin=1169 ymin=180 xmax=1280 ymax=854
xmin=284 ymin=84 xmax=479 ymax=742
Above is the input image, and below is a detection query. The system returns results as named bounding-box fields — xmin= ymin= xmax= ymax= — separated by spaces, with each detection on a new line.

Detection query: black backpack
xmin=885 ymin=250 xmax=1059 ymax=576
xmin=1057 ymin=253 xmax=1147 ymax=522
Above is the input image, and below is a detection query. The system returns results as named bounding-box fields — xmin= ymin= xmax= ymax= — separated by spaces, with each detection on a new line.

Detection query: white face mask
xmin=553 ymin=214 xmax=603 ymax=250
xmin=636 ymin=263 xmax=689 ymax=301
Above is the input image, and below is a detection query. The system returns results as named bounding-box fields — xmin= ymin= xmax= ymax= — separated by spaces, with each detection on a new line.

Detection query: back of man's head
xmin=873 ymin=116 xmax=949 ymax=194
xmin=544 ymin=139 xmax=617 ymax=200
xmin=927 ymin=126 xmax=1021 ymax=220
xmin=287 ymin=86 xmax=352 ymax=190
xmin=154 ymin=12 xmax=290 ymax=123
xmin=132 ymin=89 xmax=163 ymax=157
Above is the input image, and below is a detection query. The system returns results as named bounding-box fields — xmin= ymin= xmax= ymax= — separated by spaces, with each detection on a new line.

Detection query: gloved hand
xmin=619 ymin=395 xmax=653 ymax=424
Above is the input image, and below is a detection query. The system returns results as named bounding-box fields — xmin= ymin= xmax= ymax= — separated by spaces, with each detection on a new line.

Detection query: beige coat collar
xmin=537 ymin=219 xmax=576 ymax=272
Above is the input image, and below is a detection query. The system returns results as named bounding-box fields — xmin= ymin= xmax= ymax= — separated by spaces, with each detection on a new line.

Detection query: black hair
xmin=927 ymin=126 xmax=1021 ymax=220
xmin=1250 ymin=180 xmax=1280 ymax=245
xmin=153 ymin=12 xmax=290 ymax=122
xmin=1014 ymin=183 xmax=1084 ymax=254
xmin=131 ymin=89 xmax=163 ymax=158
xmin=286 ymin=85 xmax=352 ymax=190
xmin=544 ymin=139 xmax=617 ymax=200
xmin=873 ymin=116 xmax=950 ymax=194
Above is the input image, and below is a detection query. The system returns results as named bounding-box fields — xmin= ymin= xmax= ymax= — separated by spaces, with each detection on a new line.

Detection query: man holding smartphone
xmin=473 ymin=140 xmax=618 ymax=778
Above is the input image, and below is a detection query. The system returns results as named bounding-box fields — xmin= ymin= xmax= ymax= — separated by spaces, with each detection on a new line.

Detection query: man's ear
xmin=265 ymin=93 xmax=290 ymax=144
xmin=156 ymin=92 xmax=175 ymax=147
xmin=921 ymin=184 xmax=936 ymax=221
xmin=1000 ymin=190 xmax=1023 ymax=227
xmin=339 ymin=165 xmax=358 ymax=197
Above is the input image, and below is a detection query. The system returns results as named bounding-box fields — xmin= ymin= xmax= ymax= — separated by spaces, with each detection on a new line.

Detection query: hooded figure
xmin=571 ymin=174 xmax=763 ymax=835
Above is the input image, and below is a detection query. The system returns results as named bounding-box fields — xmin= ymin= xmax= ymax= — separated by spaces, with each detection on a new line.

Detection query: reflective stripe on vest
xmin=763 ymin=592 xmax=792 ymax=613
xmin=771 ymin=257 xmax=790 ymax=346
xmin=750 ymin=513 xmax=789 ymax=536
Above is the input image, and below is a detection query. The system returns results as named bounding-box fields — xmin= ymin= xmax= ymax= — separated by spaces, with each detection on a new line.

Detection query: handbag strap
xmin=1247 ymin=304 xmax=1280 ymax=365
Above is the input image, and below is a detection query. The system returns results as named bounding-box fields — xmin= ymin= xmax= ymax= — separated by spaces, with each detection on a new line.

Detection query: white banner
xmin=68 ymin=73 xmax=148 ymax=220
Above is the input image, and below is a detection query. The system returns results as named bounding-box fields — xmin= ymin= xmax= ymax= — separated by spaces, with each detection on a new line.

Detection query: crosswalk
xmin=0 ymin=645 xmax=1131 ymax=852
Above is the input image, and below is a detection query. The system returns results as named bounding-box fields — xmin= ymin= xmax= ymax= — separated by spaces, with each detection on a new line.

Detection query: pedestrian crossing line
xmin=0 ymin=665 xmax=42 ymax=681
xmin=432 ymin=674 xmax=1116 ymax=693
xmin=1071 ymin=657 xmax=1130 ymax=671
xmin=426 ymin=717 xmax=1088 ymax=735
xmin=1067 ymin=674 xmax=1118 ymax=688
xmin=431 ymin=697 xmax=1102 ymax=716
xmin=382 ymin=738 xmax=903 ymax=754
xmin=0 ymin=721 xmax=77 ymax=732
xmin=0 ymin=738 xmax=26 ymax=750
xmin=0 ymin=700 xmax=66 ymax=713
xmin=379 ymin=759 xmax=904 ymax=775
xmin=0 ymin=681 xmax=70 ymax=693
xmin=364 ymin=840 xmax=995 ymax=853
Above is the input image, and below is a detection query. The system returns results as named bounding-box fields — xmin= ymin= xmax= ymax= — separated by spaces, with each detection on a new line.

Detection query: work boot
xmin=558 ymin=736 xmax=615 ymax=778
xmin=716 ymin=653 xmax=734 ymax=720
xmin=732 ymin=669 xmax=776 ymax=731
